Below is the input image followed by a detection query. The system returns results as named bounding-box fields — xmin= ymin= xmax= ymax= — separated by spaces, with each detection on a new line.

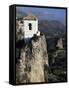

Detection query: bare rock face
xmin=16 ymin=20 xmax=24 ymax=41
xmin=56 ymin=38 xmax=63 ymax=49
xmin=16 ymin=34 xmax=49 ymax=84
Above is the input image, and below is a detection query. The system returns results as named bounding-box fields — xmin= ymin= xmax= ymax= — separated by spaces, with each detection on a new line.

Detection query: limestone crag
xmin=56 ymin=38 xmax=63 ymax=49
xmin=16 ymin=34 xmax=48 ymax=84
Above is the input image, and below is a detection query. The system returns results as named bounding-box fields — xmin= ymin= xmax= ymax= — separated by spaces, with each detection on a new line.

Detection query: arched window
xmin=28 ymin=23 xmax=32 ymax=30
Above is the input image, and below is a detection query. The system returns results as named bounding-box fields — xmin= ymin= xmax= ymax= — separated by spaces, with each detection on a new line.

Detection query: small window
xmin=28 ymin=23 xmax=32 ymax=30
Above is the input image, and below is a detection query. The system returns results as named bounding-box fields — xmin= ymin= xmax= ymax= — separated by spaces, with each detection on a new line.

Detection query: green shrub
xmin=40 ymin=32 xmax=43 ymax=36
xmin=32 ymin=34 xmax=39 ymax=42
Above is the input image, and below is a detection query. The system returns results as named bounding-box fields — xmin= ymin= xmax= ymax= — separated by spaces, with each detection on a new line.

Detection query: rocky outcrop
xmin=16 ymin=34 xmax=49 ymax=84
xmin=56 ymin=38 xmax=63 ymax=49
xmin=16 ymin=20 xmax=24 ymax=41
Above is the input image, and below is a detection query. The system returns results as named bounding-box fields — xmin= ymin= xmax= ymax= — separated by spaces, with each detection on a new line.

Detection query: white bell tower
xmin=23 ymin=13 xmax=38 ymax=39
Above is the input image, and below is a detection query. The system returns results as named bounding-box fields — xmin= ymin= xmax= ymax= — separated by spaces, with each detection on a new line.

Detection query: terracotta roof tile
xmin=23 ymin=13 xmax=37 ymax=20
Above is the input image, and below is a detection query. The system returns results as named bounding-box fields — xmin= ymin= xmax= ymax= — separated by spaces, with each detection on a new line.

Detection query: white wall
xmin=24 ymin=20 xmax=38 ymax=38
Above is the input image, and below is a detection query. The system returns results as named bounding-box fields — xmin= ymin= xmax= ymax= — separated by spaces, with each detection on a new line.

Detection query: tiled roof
xmin=23 ymin=13 xmax=37 ymax=20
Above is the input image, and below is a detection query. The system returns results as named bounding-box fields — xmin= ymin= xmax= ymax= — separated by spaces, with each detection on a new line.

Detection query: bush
xmin=32 ymin=34 xmax=39 ymax=42
xmin=40 ymin=32 xmax=43 ymax=36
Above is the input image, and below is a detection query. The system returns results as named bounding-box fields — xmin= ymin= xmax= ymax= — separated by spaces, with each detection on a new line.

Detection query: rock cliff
xmin=16 ymin=34 xmax=48 ymax=84
xmin=56 ymin=38 xmax=63 ymax=49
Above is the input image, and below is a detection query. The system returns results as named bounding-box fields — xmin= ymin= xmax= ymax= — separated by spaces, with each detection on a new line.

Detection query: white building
xmin=23 ymin=13 xmax=39 ymax=39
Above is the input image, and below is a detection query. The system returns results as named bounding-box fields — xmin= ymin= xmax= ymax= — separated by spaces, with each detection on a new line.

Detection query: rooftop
xmin=23 ymin=13 xmax=37 ymax=20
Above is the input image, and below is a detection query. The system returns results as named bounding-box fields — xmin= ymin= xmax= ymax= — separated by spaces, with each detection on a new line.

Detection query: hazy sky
xmin=16 ymin=6 xmax=66 ymax=24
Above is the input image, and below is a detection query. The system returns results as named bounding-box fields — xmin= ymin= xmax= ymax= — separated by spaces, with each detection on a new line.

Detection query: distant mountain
xmin=16 ymin=11 xmax=27 ymax=19
xmin=38 ymin=20 xmax=66 ymax=38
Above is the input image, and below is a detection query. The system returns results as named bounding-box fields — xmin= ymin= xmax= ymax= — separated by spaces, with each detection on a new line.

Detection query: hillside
xmin=38 ymin=20 xmax=66 ymax=38
xmin=16 ymin=14 xmax=67 ymax=83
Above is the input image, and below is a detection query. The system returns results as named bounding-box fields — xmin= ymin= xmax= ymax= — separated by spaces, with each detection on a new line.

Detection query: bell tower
xmin=23 ymin=13 xmax=38 ymax=39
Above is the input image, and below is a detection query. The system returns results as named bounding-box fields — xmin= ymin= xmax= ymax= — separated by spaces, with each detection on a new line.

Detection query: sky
xmin=16 ymin=6 xmax=66 ymax=25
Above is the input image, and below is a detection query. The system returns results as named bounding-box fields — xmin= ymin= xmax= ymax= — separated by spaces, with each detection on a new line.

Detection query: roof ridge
xmin=23 ymin=13 xmax=37 ymax=20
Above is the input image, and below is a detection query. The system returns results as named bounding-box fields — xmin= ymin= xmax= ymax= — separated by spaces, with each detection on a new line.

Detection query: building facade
xmin=23 ymin=13 xmax=38 ymax=39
